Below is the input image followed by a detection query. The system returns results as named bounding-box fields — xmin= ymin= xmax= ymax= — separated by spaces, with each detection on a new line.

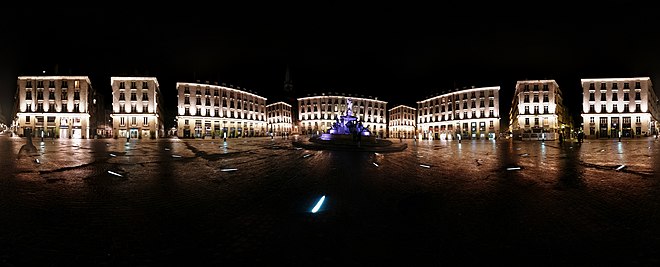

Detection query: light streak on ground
xmin=107 ymin=170 xmax=123 ymax=177
xmin=311 ymin=195 xmax=326 ymax=213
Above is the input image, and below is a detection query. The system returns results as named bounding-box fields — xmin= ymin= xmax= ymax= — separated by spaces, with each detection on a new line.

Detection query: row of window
xmin=301 ymin=114 xmax=385 ymax=123
xmin=390 ymin=114 xmax=415 ymax=120
xmin=25 ymin=103 xmax=80 ymax=113
xmin=118 ymin=104 xmax=149 ymax=113
xmin=118 ymin=92 xmax=149 ymax=101
xmin=25 ymin=90 xmax=80 ymax=101
xmin=420 ymin=99 xmax=495 ymax=115
xmin=25 ymin=80 xmax=80 ymax=88
xmin=422 ymin=121 xmax=495 ymax=132
xmin=521 ymin=84 xmax=551 ymax=91
xmin=181 ymin=107 xmax=265 ymax=120
xmin=182 ymin=96 xmax=264 ymax=111
xmin=588 ymin=104 xmax=642 ymax=113
xmin=587 ymin=117 xmax=642 ymax=124
xmin=522 ymin=94 xmax=550 ymax=103
xmin=420 ymin=91 xmax=497 ymax=106
xmin=24 ymin=116 xmax=80 ymax=124
xmin=588 ymin=92 xmax=641 ymax=101
xmin=523 ymin=118 xmax=550 ymax=126
xmin=300 ymin=99 xmax=386 ymax=109
xmin=267 ymin=111 xmax=291 ymax=117
xmin=300 ymin=107 xmax=385 ymax=116
xmin=588 ymin=81 xmax=642 ymax=90
xmin=118 ymin=116 xmax=150 ymax=127
xmin=419 ymin=110 xmax=496 ymax=123
xmin=522 ymin=106 xmax=550 ymax=114
xmin=118 ymin=81 xmax=149 ymax=89
xmin=182 ymin=119 xmax=264 ymax=127
xmin=389 ymin=121 xmax=415 ymax=126
xmin=268 ymin=118 xmax=293 ymax=123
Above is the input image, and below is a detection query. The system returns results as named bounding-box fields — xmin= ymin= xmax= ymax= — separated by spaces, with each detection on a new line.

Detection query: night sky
xmin=3 ymin=5 xmax=660 ymax=128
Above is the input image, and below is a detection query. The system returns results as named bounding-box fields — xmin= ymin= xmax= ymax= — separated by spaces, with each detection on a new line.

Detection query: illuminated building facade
xmin=110 ymin=77 xmax=165 ymax=139
xmin=175 ymin=82 xmax=267 ymax=138
xmin=297 ymin=94 xmax=387 ymax=137
xmin=509 ymin=80 xmax=568 ymax=140
xmin=417 ymin=86 xmax=501 ymax=140
xmin=388 ymin=105 xmax=416 ymax=138
xmin=266 ymin=101 xmax=293 ymax=136
xmin=13 ymin=76 xmax=95 ymax=139
xmin=581 ymin=77 xmax=660 ymax=138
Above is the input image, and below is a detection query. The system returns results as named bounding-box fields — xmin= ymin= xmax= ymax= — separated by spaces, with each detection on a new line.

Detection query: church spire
xmin=283 ymin=65 xmax=293 ymax=94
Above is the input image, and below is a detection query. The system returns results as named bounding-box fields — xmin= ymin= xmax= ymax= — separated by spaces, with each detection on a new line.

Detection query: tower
xmin=283 ymin=65 xmax=293 ymax=94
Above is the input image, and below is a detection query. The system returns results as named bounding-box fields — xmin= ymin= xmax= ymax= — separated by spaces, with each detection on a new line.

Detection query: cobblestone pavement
xmin=1 ymin=136 xmax=659 ymax=266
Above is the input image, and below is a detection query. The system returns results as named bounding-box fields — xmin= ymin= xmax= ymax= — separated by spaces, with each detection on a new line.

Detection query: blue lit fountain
xmin=297 ymin=98 xmax=406 ymax=152
xmin=326 ymin=98 xmax=371 ymax=138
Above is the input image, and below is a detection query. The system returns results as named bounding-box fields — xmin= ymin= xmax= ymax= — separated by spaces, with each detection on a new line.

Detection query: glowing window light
xmin=311 ymin=195 xmax=326 ymax=213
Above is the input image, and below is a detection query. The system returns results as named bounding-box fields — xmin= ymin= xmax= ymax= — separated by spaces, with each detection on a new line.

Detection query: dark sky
xmin=3 ymin=5 xmax=660 ymax=127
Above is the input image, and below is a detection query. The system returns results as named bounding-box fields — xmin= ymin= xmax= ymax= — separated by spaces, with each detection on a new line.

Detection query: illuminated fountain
xmin=324 ymin=98 xmax=371 ymax=139
xmin=297 ymin=98 xmax=406 ymax=152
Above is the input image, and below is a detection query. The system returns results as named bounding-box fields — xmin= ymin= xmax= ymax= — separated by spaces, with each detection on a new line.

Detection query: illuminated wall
xmin=267 ymin=101 xmax=293 ymax=135
xmin=388 ymin=105 xmax=416 ymax=138
xmin=581 ymin=77 xmax=660 ymax=138
xmin=509 ymin=80 xmax=568 ymax=140
xmin=110 ymin=77 xmax=164 ymax=139
xmin=175 ymin=82 xmax=267 ymax=138
xmin=14 ymin=76 xmax=93 ymax=139
xmin=417 ymin=86 xmax=500 ymax=140
xmin=297 ymin=94 xmax=387 ymax=137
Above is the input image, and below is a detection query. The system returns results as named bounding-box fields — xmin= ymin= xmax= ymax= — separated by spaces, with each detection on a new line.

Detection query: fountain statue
xmin=296 ymin=97 xmax=406 ymax=151
xmin=328 ymin=98 xmax=371 ymax=137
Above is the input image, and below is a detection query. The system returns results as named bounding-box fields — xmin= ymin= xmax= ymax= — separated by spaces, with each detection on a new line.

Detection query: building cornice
xmin=18 ymin=76 xmax=92 ymax=85
xmin=266 ymin=101 xmax=292 ymax=107
xmin=388 ymin=105 xmax=417 ymax=111
xmin=176 ymin=82 xmax=266 ymax=100
xmin=417 ymin=86 xmax=500 ymax=104
xmin=297 ymin=95 xmax=387 ymax=104
xmin=111 ymin=77 xmax=160 ymax=88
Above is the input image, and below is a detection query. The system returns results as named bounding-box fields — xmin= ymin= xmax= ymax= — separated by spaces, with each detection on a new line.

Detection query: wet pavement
xmin=1 ymin=135 xmax=660 ymax=266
